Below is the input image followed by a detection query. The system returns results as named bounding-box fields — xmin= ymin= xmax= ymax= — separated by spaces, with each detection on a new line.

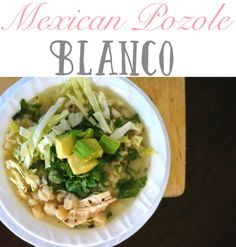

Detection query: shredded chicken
xmin=78 ymin=191 xmax=111 ymax=208
xmin=63 ymin=191 xmax=116 ymax=228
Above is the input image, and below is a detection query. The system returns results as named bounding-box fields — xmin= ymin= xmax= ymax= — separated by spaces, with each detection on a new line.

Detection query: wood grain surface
xmin=0 ymin=77 xmax=186 ymax=197
xmin=130 ymin=77 xmax=185 ymax=197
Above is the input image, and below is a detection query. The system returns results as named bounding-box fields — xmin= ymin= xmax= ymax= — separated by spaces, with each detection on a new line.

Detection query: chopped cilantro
xmin=47 ymin=161 xmax=109 ymax=198
xmin=126 ymin=148 xmax=141 ymax=162
xmin=76 ymin=118 xmax=94 ymax=129
xmin=66 ymin=178 xmax=90 ymax=198
xmin=130 ymin=113 xmax=141 ymax=123
xmin=106 ymin=211 xmax=113 ymax=219
xmin=114 ymin=117 xmax=128 ymax=128
xmin=48 ymin=170 xmax=65 ymax=184
xmin=117 ymin=177 xmax=147 ymax=199
xmin=114 ymin=114 xmax=141 ymax=128
xmin=13 ymin=99 xmax=41 ymax=122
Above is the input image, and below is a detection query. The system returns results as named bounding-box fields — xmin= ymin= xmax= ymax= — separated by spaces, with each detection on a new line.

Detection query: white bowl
xmin=0 ymin=77 xmax=170 ymax=247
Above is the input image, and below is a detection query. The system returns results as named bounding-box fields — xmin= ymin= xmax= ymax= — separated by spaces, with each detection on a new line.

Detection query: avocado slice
xmin=84 ymin=128 xmax=94 ymax=138
xmin=73 ymin=138 xmax=103 ymax=162
xmin=67 ymin=153 xmax=98 ymax=175
xmin=99 ymin=135 xmax=120 ymax=154
xmin=54 ymin=134 xmax=76 ymax=159
xmin=65 ymin=129 xmax=86 ymax=138
xmin=54 ymin=128 xmax=94 ymax=159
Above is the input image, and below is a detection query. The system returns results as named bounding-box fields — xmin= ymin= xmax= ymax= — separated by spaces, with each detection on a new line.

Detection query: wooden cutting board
xmin=0 ymin=77 xmax=185 ymax=197
xmin=130 ymin=78 xmax=185 ymax=197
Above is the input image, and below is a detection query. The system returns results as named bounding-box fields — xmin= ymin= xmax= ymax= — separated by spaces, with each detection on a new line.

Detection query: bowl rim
xmin=0 ymin=77 xmax=170 ymax=247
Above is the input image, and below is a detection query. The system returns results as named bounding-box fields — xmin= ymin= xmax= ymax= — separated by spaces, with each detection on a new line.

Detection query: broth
xmin=4 ymin=78 xmax=151 ymax=228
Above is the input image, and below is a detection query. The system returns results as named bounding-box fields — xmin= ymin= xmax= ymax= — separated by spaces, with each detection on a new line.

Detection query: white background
xmin=0 ymin=0 xmax=235 ymax=76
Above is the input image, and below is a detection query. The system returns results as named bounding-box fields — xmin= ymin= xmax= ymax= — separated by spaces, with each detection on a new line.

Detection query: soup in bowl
xmin=0 ymin=77 xmax=170 ymax=247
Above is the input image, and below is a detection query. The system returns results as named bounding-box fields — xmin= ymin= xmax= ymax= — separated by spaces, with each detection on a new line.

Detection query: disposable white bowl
xmin=0 ymin=77 xmax=170 ymax=247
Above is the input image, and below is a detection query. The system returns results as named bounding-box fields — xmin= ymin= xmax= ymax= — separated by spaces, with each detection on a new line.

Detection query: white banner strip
xmin=0 ymin=0 xmax=235 ymax=76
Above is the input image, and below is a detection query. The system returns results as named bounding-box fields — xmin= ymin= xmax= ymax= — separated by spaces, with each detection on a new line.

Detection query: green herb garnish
xmin=117 ymin=176 xmax=147 ymax=199
xmin=114 ymin=114 xmax=141 ymax=128
xmin=130 ymin=113 xmax=141 ymax=123
xmin=13 ymin=99 xmax=41 ymax=122
xmin=126 ymin=148 xmax=141 ymax=162
xmin=48 ymin=170 xmax=65 ymax=184
xmin=106 ymin=211 xmax=113 ymax=219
